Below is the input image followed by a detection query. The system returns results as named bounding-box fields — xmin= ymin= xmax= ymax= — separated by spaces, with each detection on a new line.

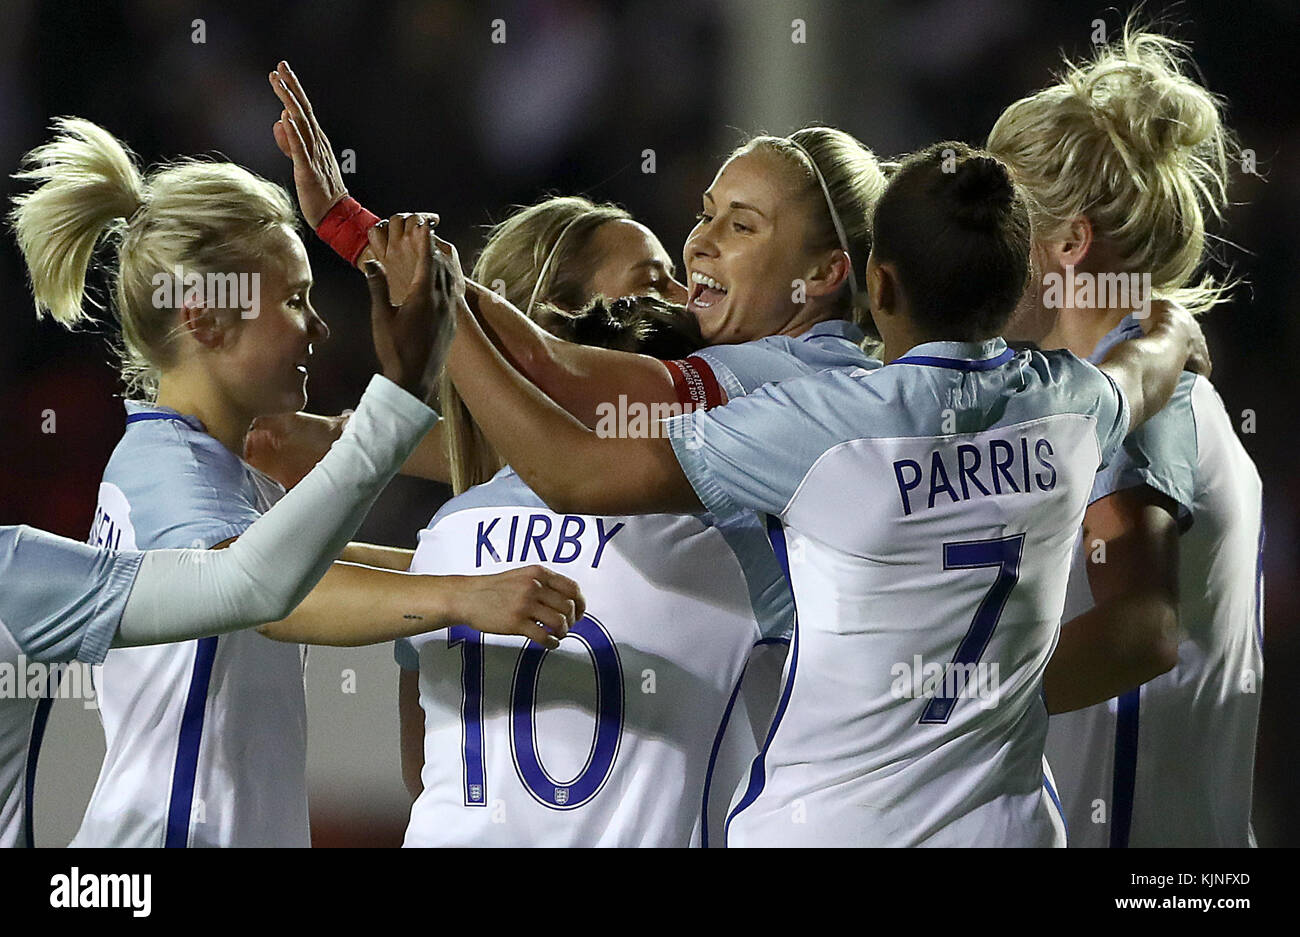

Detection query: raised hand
xmin=366 ymin=212 xmax=443 ymax=306
xmin=364 ymin=222 xmax=445 ymax=399
xmin=1143 ymin=298 xmax=1211 ymax=376
xmin=245 ymin=410 xmax=350 ymax=489
xmin=446 ymin=565 xmax=586 ymax=650
xmin=269 ymin=61 xmax=349 ymax=229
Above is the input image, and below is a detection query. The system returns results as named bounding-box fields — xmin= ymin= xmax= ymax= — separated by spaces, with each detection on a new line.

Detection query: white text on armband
xmin=893 ymin=436 xmax=1057 ymax=516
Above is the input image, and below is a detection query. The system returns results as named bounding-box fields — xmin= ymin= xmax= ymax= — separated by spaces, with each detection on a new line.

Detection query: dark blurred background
xmin=1 ymin=0 xmax=1293 ymax=847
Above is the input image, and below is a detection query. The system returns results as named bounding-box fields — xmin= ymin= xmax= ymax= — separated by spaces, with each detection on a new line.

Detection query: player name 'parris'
xmin=893 ymin=434 xmax=1057 ymax=516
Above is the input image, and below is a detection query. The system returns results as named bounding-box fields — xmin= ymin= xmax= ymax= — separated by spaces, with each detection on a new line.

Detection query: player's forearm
xmin=257 ymin=561 xmax=457 ymax=646
xmin=449 ymin=297 xmax=697 ymax=516
xmin=340 ymin=542 xmax=415 ymax=571
xmin=465 ymin=282 xmax=672 ymax=426
xmin=449 ymin=299 xmax=625 ymax=507
xmin=399 ymin=419 xmax=451 ymax=483
xmin=1044 ymin=595 xmax=1179 ymax=713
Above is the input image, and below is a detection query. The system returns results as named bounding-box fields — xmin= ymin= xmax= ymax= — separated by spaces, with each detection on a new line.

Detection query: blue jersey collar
xmin=891 ymin=337 xmax=1012 ymax=371
xmin=123 ymin=400 xmax=206 ymax=432
xmin=1086 ymin=314 xmax=1146 ymax=365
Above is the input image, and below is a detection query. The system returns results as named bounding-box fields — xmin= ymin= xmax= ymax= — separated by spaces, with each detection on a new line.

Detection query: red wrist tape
xmin=316 ymin=196 xmax=381 ymax=266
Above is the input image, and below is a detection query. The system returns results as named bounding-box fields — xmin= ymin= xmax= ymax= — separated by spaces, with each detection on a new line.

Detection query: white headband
xmin=787 ymin=138 xmax=860 ymax=305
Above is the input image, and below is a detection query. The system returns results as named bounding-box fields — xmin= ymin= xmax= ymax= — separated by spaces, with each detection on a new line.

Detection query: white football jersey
xmin=71 ymin=402 xmax=309 ymax=848
xmin=1046 ymin=318 xmax=1264 ymax=847
xmin=668 ymin=339 xmax=1129 ymax=846
xmin=400 ymin=468 xmax=791 ymax=847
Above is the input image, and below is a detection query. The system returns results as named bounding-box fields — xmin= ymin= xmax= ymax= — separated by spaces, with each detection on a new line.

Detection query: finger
xmin=280 ymin=112 xmax=310 ymax=164
xmin=367 ymin=222 xmax=390 ymax=259
xmin=520 ymin=620 xmax=561 ymax=651
xmin=530 ymin=567 xmax=585 ymax=621
xmin=279 ymin=61 xmax=325 ymax=141
xmin=532 ymin=587 xmax=576 ymax=632
xmin=388 ymin=213 xmax=414 ymax=241
xmin=272 ymin=120 xmax=292 ymax=159
xmin=406 ymin=221 xmax=434 ymax=292
xmin=270 ymin=73 xmax=314 ymax=145
xmin=363 ymin=259 xmax=392 ymax=311
xmin=433 ymin=234 xmax=457 ymax=259
xmin=529 ymin=604 xmax=570 ymax=638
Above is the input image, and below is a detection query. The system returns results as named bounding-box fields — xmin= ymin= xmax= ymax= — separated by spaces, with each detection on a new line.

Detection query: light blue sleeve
xmin=1090 ymin=372 xmax=1197 ymax=526
xmin=692 ymin=337 xmax=821 ymax=400
xmin=665 ymin=372 xmax=856 ymax=523
xmin=0 ymin=526 xmax=144 ymax=664
xmin=692 ymin=331 xmax=878 ymax=401
xmin=704 ymin=512 xmax=795 ymax=642
xmin=1041 ymin=351 xmax=1131 ymax=469
xmin=107 ymin=425 xmax=269 ymax=551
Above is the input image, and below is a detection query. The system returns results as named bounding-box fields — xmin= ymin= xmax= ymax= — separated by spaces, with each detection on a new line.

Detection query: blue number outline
xmin=509 ymin=614 xmax=624 ymax=810
xmin=920 ymin=533 xmax=1025 ymax=724
xmin=448 ymin=625 xmax=487 ymax=806
xmin=447 ymin=614 xmax=625 ymax=812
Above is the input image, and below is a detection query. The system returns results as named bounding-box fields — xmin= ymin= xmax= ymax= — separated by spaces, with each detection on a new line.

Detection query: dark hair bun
xmin=869 ymin=141 xmax=1031 ymax=341
xmin=947 ymin=154 xmax=1017 ymax=228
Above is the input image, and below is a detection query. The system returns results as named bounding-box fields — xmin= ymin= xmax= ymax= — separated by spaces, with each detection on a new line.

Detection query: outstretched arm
xmin=255 ymin=560 xmax=579 ymax=649
xmin=268 ymin=62 xmax=681 ymax=424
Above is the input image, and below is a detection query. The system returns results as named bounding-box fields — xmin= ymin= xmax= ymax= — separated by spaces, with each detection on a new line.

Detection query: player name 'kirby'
xmin=475 ymin=514 xmax=624 ymax=569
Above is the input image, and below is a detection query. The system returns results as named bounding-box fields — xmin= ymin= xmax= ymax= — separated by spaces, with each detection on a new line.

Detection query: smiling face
xmin=683 ymin=149 xmax=831 ymax=344
xmin=578 ymin=219 xmax=687 ymax=306
xmin=215 ymin=224 xmax=329 ymax=418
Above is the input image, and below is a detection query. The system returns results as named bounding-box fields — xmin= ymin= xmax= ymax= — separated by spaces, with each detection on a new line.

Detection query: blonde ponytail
xmin=988 ymin=21 xmax=1236 ymax=314
xmin=10 ymin=118 xmax=298 ymax=398
xmin=9 ymin=117 xmax=145 ymax=326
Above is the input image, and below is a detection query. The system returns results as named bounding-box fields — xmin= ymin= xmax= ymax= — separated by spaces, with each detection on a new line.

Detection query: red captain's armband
xmin=663 ymin=356 xmax=726 ymax=410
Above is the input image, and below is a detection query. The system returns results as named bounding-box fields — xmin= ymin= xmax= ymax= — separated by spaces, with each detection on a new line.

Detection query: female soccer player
xmin=399 ymin=295 xmax=782 ymax=847
xmin=989 ymin=25 xmax=1263 ymax=847
xmin=8 ymin=118 xmax=582 ymax=848
xmin=0 ymin=224 xmax=583 ymax=849
xmin=264 ymin=61 xmax=884 ymax=437
xmin=438 ymin=142 xmax=1207 ymax=846
xmin=256 ymin=73 xmax=884 ymax=742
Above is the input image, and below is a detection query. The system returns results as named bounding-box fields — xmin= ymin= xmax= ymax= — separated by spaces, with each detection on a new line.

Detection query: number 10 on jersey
xmin=447 ymin=614 xmax=625 ymax=810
